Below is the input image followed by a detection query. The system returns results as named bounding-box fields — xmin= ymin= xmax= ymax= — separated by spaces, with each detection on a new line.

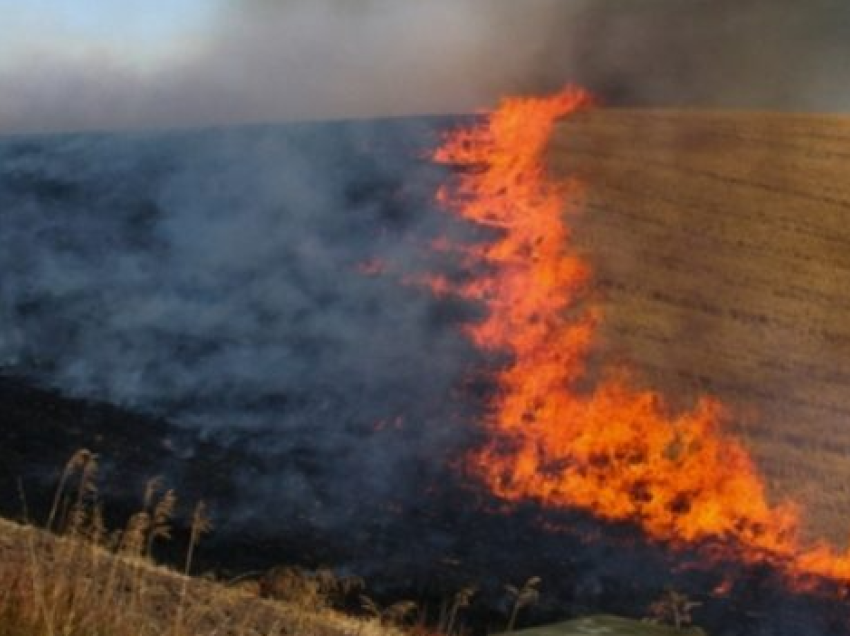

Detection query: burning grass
xmin=431 ymin=89 xmax=850 ymax=591
xmin=6 ymin=95 xmax=850 ymax=635
xmin=548 ymin=109 xmax=850 ymax=547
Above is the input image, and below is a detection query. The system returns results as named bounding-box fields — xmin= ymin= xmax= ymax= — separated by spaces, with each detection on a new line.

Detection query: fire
xmin=432 ymin=87 xmax=850 ymax=588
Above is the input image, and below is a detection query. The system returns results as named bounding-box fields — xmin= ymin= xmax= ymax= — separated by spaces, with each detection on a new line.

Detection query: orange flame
xmin=433 ymin=88 xmax=850 ymax=589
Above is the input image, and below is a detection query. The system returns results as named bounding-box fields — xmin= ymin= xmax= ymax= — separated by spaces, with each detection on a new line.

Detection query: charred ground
xmin=3 ymin=112 xmax=850 ymax=635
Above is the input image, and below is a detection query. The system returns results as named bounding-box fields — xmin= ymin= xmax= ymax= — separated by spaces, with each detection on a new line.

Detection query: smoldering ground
xmin=3 ymin=121 xmax=849 ymax=636
xmin=2 ymin=1 xmax=850 ymax=134
xmin=0 ymin=117 xmax=493 ymax=534
xmin=2 ymin=3 xmax=850 ymax=632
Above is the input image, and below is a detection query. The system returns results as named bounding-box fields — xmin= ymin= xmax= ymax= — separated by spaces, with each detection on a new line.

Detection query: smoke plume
xmin=0 ymin=118 xmax=486 ymax=531
xmin=1 ymin=0 xmax=849 ymax=134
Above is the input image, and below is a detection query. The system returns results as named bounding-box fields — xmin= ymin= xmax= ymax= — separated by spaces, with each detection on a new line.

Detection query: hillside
xmin=0 ymin=516 xmax=404 ymax=636
xmin=551 ymin=109 xmax=850 ymax=543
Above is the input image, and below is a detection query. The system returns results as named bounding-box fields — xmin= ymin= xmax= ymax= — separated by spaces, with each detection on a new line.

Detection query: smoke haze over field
xmin=0 ymin=119 xmax=485 ymax=528
xmin=1 ymin=0 xmax=850 ymax=133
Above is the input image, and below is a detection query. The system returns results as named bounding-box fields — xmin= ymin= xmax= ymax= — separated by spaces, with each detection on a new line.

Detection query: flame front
xmin=433 ymin=88 xmax=850 ymax=588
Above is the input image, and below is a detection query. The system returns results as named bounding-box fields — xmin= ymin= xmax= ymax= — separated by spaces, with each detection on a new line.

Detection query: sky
xmin=1 ymin=0 xmax=850 ymax=133
xmin=0 ymin=0 xmax=216 ymax=68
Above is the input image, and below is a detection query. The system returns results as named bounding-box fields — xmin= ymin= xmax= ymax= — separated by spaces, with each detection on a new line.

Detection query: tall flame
xmin=433 ymin=88 xmax=850 ymax=588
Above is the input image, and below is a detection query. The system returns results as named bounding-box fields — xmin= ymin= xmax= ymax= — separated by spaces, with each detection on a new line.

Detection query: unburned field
xmin=551 ymin=109 xmax=850 ymax=544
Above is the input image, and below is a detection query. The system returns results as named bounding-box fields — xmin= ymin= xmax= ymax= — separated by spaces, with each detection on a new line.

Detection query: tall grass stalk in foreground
xmin=0 ymin=449 xmax=413 ymax=636
xmin=504 ymin=576 xmax=541 ymax=632
xmin=173 ymin=501 xmax=212 ymax=635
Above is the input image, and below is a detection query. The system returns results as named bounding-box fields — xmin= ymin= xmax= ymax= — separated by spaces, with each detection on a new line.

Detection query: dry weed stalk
xmin=360 ymin=595 xmax=419 ymax=627
xmin=184 ymin=501 xmax=211 ymax=576
xmin=504 ymin=576 xmax=541 ymax=632
xmin=646 ymin=588 xmax=702 ymax=630
xmin=2 ymin=450 xmax=414 ymax=636
xmin=47 ymin=449 xmax=97 ymax=534
xmin=440 ymin=585 xmax=476 ymax=636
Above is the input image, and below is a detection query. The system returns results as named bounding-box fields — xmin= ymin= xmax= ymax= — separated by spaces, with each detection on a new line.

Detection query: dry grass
xmin=550 ymin=108 xmax=850 ymax=544
xmin=0 ymin=450 xmax=422 ymax=636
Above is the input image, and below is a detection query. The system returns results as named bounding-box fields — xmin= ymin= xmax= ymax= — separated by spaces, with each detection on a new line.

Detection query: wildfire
xmin=432 ymin=88 xmax=850 ymax=588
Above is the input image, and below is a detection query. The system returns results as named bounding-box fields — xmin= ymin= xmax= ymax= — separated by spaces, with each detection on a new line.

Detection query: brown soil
xmin=551 ymin=109 xmax=850 ymax=545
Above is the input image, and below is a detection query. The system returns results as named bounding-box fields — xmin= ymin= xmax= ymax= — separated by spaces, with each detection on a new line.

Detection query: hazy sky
xmin=0 ymin=0 xmax=216 ymax=67
xmin=1 ymin=1 xmax=849 ymax=133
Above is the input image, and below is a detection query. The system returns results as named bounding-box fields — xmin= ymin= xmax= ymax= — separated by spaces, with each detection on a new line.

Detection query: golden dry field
xmin=0 ymin=516 xmax=407 ymax=636
xmin=551 ymin=109 xmax=850 ymax=545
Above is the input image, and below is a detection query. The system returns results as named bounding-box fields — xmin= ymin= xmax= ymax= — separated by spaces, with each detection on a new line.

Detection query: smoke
xmin=0 ymin=118 xmax=487 ymax=530
xmin=1 ymin=0 xmax=849 ymax=134
xmin=546 ymin=0 xmax=850 ymax=111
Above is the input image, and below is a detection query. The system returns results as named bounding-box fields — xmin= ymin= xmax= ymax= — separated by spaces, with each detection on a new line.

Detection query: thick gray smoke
xmin=1 ymin=0 xmax=849 ymax=134
xmin=0 ymin=119 xmax=485 ymax=528
xmin=544 ymin=0 xmax=850 ymax=111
